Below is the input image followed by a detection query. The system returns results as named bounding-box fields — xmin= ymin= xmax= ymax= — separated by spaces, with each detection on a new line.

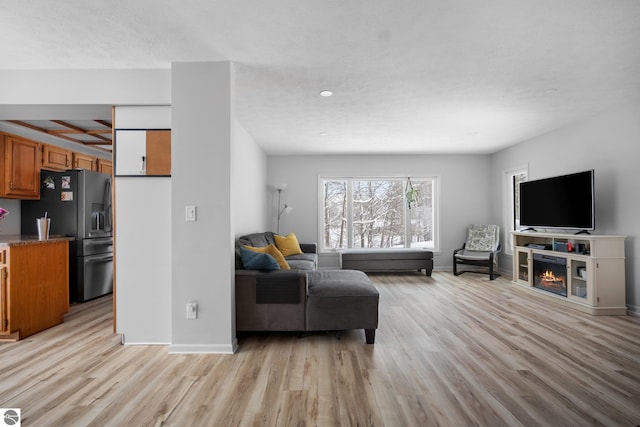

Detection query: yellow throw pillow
xmin=274 ymin=232 xmax=304 ymax=257
xmin=244 ymin=244 xmax=291 ymax=270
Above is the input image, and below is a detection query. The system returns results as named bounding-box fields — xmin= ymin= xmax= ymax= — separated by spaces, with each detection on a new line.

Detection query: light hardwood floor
xmin=1 ymin=272 xmax=639 ymax=426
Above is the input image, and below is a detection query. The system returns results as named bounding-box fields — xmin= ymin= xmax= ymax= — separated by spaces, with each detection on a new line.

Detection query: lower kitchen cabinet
xmin=0 ymin=238 xmax=71 ymax=340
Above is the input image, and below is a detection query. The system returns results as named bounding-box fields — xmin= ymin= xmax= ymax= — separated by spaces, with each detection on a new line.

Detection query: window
xmin=503 ymin=166 xmax=528 ymax=255
xmin=320 ymin=177 xmax=439 ymax=251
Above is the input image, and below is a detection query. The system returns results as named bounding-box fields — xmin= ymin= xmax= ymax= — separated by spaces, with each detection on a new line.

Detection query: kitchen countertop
xmin=0 ymin=235 xmax=75 ymax=247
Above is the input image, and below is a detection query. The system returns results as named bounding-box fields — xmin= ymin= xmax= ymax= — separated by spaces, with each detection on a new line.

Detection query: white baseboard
xmin=120 ymin=334 xmax=171 ymax=346
xmin=123 ymin=342 xmax=171 ymax=346
xmin=169 ymin=340 xmax=239 ymax=354
xmin=627 ymin=304 xmax=639 ymax=317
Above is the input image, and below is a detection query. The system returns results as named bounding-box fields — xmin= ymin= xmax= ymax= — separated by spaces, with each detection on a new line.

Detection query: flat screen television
xmin=519 ymin=170 xmax=595 ymax=232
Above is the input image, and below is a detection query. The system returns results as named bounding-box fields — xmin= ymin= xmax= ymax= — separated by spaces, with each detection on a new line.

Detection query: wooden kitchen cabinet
xmin=73 ymin=152 xmax=97 ymax=171
xmin=0 ymin=248 xmax=8 ymax=335
xmin=0 ymin=238 xmax=70 ymax=340
xmin=0 ymin=132 xmax=41 ymax=199
xmin=97 ymin=158 xmax=113 ymax=175
xmin=42 ymin=143 xmax=72 ymax=171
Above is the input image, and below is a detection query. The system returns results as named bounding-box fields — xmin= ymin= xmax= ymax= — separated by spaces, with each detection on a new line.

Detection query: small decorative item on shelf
xmin=576 ymin=266 xmax=587 ymax=279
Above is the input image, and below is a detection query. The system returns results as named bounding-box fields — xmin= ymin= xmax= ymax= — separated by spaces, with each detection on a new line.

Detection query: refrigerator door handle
xmin=92 ymin=212 xmax=102 ymax=231
xmin=104 ymin=178 xmax=112 ymax=233
xmin=85 ymin=240 xmax=113 ymax=246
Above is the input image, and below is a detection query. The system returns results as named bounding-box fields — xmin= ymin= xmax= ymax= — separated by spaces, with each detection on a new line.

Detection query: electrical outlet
xmin=186 ymin=301 xmax=198 ymax=319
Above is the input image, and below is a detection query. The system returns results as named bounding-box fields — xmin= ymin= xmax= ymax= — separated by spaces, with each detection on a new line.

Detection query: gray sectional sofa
xmin=234 ymin=232 xmax=379 ymax=343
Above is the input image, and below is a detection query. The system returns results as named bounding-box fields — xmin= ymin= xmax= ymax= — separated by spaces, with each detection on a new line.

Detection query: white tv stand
xmin=511 ymin=231 xmax=626 ymax=315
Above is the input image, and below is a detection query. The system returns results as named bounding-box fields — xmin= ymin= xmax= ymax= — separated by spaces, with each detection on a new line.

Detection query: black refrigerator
xmin=21 ymin=169 xmax=113 ymax=303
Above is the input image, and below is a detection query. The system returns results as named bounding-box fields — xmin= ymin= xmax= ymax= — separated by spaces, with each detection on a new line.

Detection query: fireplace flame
xmin=540 ymin=270 xmax=566 ymax=287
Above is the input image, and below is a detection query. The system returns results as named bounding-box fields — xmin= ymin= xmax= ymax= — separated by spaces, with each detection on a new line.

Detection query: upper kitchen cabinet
xmin=0 ymin=132 xmax=41 ymax=199
xmin=43 ymin=144 xmax=110 ymax=174
xmin=42 ymin=144 xmax=72 ymax=171
xmin=72 ymin=152 xmax=97 ymax=171
xmin=115 ymin=129 xmax=171 ymax=176
xmin=97 ymin=158 xmax=113 ymax=175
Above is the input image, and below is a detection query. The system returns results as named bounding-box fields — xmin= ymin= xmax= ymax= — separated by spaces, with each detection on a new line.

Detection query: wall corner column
xmin=170 ymin=61 xmax=237 ymax=353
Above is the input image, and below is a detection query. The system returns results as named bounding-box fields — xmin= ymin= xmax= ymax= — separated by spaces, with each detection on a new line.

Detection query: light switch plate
xmin=186 ymin=205 xmax=197 ymax=222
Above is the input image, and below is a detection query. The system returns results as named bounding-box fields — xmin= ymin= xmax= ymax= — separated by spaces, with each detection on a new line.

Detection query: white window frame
xmin=318 ymin=175 xmax=440 ymax=253
xmin=503 ymin=165 xmax=528 ymax=256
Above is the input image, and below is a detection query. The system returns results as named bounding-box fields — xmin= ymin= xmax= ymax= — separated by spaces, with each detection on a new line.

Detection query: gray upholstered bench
xmin=306 ymin=270 xmax=379 ymax=344
xmin=340 ymin=248 xmax=434 ymax=277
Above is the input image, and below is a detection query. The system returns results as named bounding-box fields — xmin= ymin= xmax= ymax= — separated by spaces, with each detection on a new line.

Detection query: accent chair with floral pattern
xmin=453 ymin=224 xmax=501 ymax=280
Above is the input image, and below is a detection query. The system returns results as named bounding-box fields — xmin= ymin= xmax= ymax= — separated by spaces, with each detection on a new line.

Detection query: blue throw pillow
xmin=240 ymin=247 xmax=280 ymax=271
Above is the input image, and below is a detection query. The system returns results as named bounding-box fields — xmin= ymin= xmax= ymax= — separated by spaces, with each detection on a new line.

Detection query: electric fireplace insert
xmin=532 ymin=253 xmax=567 ymax=297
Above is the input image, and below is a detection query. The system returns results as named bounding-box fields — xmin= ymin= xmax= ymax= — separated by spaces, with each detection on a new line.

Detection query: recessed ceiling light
xmin=319 ymin=132 xmax=328 ymax=136
xmin=320 ymin=90 xmax=333 ymax=97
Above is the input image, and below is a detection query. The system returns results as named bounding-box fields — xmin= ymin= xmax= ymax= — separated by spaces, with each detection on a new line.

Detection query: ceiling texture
xmin=0 ymin=0 xmax=639 ymax=155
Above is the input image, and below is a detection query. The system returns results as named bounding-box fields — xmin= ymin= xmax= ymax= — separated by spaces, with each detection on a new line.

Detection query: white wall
xmin=267 ymin=154 xmax=492 ymax=269
xmin=233 ymin=122 xmax=268 ymax=235
xmin=0 ymin=69 xmax=170 ymax=105
xmin=115 ymin=177 xmax=172 ymax=344
xmin=171 ymin=62 xmax=237 ymax=354
xmin=490 ymin=101 xmax=640 ymax=314
xmin=114 ymin=106 xmax=172 ymax=344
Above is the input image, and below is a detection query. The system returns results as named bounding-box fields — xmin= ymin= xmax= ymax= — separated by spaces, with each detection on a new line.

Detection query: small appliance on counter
xmin=21 ymin=169 xmax=113 ymax=303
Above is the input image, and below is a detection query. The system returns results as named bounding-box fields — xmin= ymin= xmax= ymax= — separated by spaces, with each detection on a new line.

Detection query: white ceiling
xmin=1 ymin=0 xmax=639 ymax=155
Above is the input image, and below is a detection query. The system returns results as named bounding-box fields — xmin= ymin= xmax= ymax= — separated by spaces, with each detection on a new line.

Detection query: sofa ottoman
xmin=306 ymin=270 xmax=379 ymax=344
xmin=340 ymin=248 xmax=433 ymax=278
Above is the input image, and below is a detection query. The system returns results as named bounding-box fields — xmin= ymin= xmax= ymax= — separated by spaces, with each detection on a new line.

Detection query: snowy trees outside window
xmin=321 ymin=177 xmax=437 ymax=251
